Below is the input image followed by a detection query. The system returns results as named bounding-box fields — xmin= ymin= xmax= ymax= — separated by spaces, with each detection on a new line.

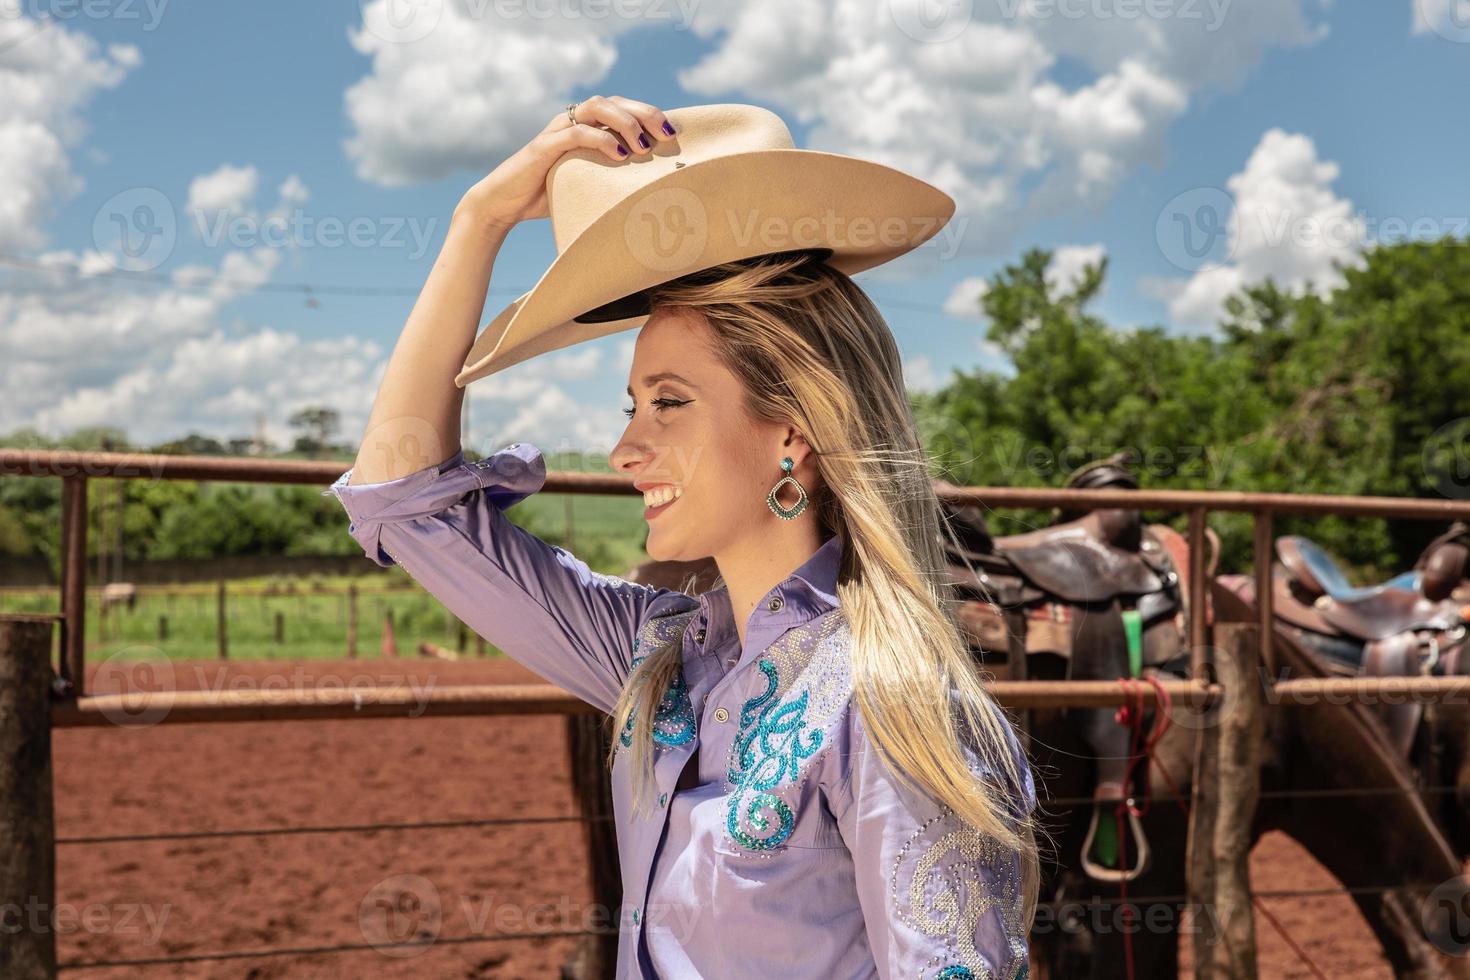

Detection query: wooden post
xmin=274 ymin=611 xmax=285 ymax=645
xmin=563 ymin=713 xmax=619 ymax=978
xmin=158 ymin=615 xmax=168 ymax=642
xmin=476 ymin=633 xmax=487 ymax=657
xmin=1188 ymin=506 xmax=1208 ymax=681
xmin=347 ymin=584 xmax=358 ymax=659
xmin=216 ymin=581 xmax=228 ymax=660
xmin=1188 ymin=622 xmax=1263 ymax=979
xmin=0 ymin=615 xmax=59 ymax=979
xmin=59 ymin=475 xmax=87 ymax=696
xmin=381 ymin=608 xmax=399 ymax=658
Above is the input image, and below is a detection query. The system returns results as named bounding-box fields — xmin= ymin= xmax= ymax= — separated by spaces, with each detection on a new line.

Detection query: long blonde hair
xmin=605 ymin=248 xmax=1043 ymax=928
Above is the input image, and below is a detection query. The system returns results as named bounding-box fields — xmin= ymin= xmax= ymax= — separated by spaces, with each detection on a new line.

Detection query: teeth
xmin=642 ymin=484 xmax=681 ymax=507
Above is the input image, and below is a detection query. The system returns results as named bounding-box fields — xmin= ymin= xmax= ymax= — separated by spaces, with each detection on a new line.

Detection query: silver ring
xmin=565 ymin=102 xmax=578 ymax=127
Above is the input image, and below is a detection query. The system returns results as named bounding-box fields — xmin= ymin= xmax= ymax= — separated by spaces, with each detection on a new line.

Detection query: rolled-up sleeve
xmin=323 ymin=442 xmax=690 ymax=714
xmin=829 ymin=697 xmax=1037 ymax=980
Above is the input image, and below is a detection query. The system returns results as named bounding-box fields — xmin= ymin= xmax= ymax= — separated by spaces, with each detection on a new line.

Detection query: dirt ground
xmin=51 ymin=656 xmax=1394 ymax=978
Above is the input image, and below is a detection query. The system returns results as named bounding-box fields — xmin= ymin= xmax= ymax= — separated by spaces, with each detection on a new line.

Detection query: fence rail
xmin=5 ymin=446 xmax=1470 ymax=979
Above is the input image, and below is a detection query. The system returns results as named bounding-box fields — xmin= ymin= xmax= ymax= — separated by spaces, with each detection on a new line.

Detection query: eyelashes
xmin=622 ymin=397 xmax=691 ymax=419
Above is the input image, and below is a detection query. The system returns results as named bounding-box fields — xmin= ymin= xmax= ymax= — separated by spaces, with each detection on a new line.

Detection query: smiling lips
xmin=641 ymin=484 xmax=681 ymax=507
xmin=641 ymin=483 xmax=681 ymax=518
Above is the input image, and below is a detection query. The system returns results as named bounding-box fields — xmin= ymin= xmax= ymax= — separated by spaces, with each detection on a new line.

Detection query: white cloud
xmin=1144 ymin=129 xmax=1365 ymax=331
xmin=676 ymin=0 xmax=1326 ymax=257
xmin=462 ymin=336 xmax=635 ymax=457
xmin=186 ymin=164 xmax=259 ymax=216
xmin=903 ymin=353 xmax=940 ymax=393
xmin=943 ymin=275 xmax=990 ymax=318
xmin=340 ymin=0 xmax=1323 ymax=254
xmin=31 ymin=328 xmax=385 ymax=448
xmin=1045 ymin=243 xmax=1107 ymax=295
xmin=0 ymin=15 xmax=139 ymax=251
xmin=343 ymin=0 xmax=641 ymax=186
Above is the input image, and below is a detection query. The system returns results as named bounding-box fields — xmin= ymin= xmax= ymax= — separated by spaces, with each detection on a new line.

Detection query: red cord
xmin=1109 ymin=674 xmax=1174 ymax=980
xmin=1115 ymin=674 xmax=1326 ymax=980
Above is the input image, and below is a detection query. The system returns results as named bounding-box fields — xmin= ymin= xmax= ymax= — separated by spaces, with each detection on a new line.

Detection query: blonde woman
xmin=329 ymin=97 xmax=1041 ymax=979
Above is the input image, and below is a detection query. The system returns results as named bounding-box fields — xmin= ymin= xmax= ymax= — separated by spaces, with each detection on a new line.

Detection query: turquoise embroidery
xmin=619 ymin=653 xmax=696 ymax=749
xmin=724 ymin=658 xmax=823 ymax=850
xmin=936 ymin=968 xmax=975 ymax=980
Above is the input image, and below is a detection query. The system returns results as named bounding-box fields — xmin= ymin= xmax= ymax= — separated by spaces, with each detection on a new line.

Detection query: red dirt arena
xmin=53 ymin=656 xmax=1410 ymax=978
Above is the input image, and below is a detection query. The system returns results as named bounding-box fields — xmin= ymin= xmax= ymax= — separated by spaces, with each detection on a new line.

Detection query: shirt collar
xmin=694 ymin=532 xmax=845 ymax=654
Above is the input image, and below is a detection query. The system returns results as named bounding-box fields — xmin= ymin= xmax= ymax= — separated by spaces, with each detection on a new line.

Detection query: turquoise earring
xmin=767 ymin=456 xmax=809 ymax=520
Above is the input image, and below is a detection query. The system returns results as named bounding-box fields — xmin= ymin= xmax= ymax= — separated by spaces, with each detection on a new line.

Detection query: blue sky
xmin=3 ymin=0 xmax=1467 ymax=457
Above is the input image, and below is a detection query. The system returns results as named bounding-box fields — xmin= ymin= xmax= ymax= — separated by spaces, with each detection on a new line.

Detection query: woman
xmin=330 ymin=96 xmax=1042 ymax=979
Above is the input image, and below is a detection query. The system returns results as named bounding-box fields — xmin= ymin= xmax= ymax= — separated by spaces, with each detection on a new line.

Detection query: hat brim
xmin=454 ymin=148 xmax=955 ymax=387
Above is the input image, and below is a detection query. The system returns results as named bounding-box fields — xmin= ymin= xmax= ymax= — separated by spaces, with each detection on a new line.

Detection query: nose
xmin=609 ymin=426 xmax=648 ymax=475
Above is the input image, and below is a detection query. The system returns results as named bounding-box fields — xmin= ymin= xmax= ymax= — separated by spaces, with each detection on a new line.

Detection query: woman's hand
xmin=457 ymin=95 xmax=677 ymax=233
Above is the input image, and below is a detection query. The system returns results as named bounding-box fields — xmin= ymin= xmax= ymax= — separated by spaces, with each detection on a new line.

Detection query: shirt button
xmin=632 ymin=907 xmax=640 ymax=926
xmin=767 ymin=595 xmax=784 ymax=612
xmin=659 ymin=792 xmax=668 ymax=808
xmin=713 ymin=707 xmax=729 ymax=723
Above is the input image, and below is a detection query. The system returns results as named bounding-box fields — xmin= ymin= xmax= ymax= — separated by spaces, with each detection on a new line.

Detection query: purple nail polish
xmin=617 ymin=144 xmax=628 ymax=156
xmin=662 ymin=121 xmax=675 ymax=136
xmin=638 ymin=133 xmax=649 ymax=149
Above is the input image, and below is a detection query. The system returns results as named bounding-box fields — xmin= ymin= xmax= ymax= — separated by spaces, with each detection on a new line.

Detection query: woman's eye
xmin=622 ymin=397 xmax=688 ymax=418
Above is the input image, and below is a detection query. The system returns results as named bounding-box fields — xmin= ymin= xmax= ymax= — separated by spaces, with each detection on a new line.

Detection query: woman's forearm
xmin=348 ymin=202 xmax=513 ymax=486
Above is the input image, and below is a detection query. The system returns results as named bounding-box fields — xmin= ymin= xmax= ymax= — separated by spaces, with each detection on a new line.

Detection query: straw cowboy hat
xmin=454 ymin=102 xmax=956 ymax=387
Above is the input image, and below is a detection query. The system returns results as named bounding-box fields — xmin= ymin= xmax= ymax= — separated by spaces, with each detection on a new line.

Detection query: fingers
xmin=549 ymin=95 xmax=677 ymax=161
xmin=605 ymin=97 xmax=676 ymax=146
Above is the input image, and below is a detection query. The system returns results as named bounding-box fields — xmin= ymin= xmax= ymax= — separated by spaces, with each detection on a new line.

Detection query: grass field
xmin=0 ymin=449 xmax=655 ymax=663
xmin=0 ymin=575 xmax=494 ymax=662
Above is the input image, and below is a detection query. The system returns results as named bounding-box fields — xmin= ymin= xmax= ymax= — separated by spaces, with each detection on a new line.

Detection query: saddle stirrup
xmin=1079 ymin=786 xmax=1152 ymax=884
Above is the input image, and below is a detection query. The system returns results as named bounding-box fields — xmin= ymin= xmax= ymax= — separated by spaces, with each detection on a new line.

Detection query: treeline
xmin=913 ymin=237 xmax=1470 ymax=578
xmin=3 ymin=237 xmax=1465 ymax=581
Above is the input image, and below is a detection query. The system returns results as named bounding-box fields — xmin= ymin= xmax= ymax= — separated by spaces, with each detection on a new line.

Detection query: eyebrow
xmin=626 ymin=371 xmax=699 ymax=397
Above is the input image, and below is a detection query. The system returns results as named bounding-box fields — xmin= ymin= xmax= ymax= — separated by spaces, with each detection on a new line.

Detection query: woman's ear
xmin=784 ymin=428 xmax=815 ymax=469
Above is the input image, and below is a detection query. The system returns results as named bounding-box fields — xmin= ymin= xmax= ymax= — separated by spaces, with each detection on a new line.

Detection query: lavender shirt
xmin=326 ymin=441 xmax=1037 ymax=980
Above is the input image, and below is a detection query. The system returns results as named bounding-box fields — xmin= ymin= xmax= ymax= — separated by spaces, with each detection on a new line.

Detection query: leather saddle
xmin=938 ymin=453 xmax=1206 ymax=883
xmin=1245 ymin=523 xmax=1470 ymax=759
xmin=1277 ymin=526 xmax=1470 ymax=643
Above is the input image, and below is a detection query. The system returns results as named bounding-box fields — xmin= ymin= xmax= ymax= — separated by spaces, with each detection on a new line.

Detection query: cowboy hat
xmin=454 ymin=102 xmax=956 ymax=387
